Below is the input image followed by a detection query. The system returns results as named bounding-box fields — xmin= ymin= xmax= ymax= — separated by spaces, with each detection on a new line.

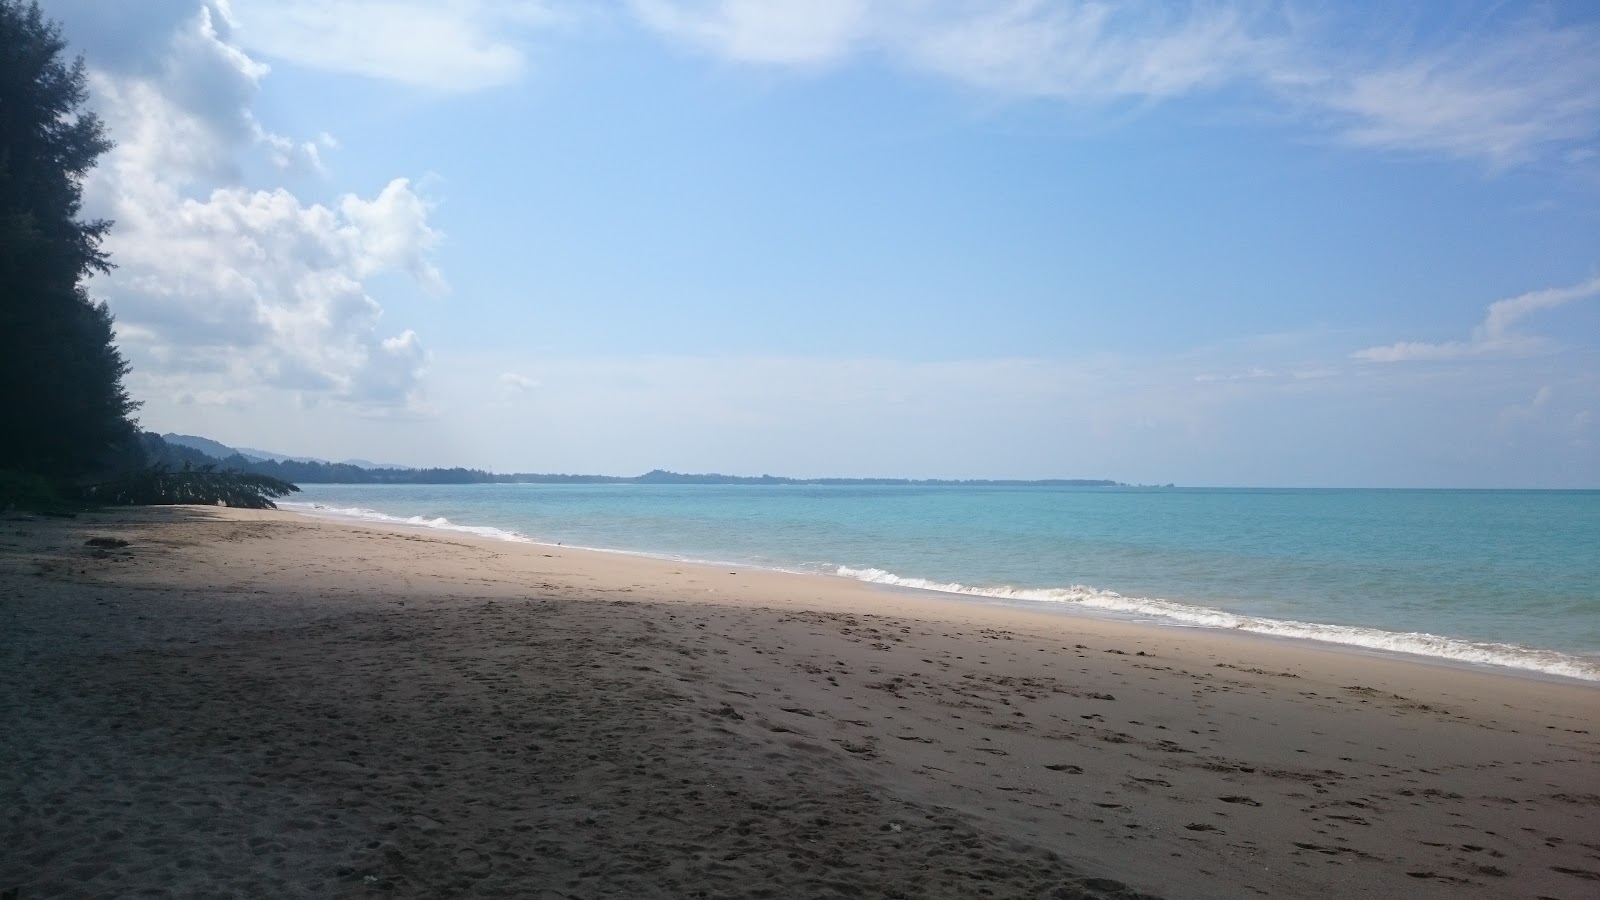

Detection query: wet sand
xmin=1 ymin=505 xmax=1596 ymax=898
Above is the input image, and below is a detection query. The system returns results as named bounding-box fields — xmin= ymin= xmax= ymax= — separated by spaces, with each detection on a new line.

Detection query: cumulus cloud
xmin=74 ymin=2 xmax=444 ymax=411
xmin=99 ymin=176 xmax=441 ymax=406
xmin=56 ymin=1 xmax=326 ymax=183
xmin=1353 ymin=276 xmax=1600 ymax=363
xmin=341 ymin=179 xmax=448 ymax=294
xmin=351 ymin=330 xmax=431 ymax=407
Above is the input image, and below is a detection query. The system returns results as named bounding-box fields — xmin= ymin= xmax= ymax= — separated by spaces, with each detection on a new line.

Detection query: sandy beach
xmin=2 ymin=506 xmax=1596 ymax=899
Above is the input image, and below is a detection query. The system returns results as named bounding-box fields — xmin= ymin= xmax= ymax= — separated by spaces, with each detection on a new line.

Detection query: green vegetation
xmin=0 ymin=0 xmax=131 ymax=482
xmin=81 ymin=464 xmax=298 ymax=510
xmin=0 ymin=469 xmax=77 ymax=515
xmin=0 ymin=2 xmax=296 ymax=511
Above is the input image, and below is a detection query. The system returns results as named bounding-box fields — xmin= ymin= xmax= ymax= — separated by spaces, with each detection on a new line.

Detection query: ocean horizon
xmin=283 ymin=483 xmax=1600 ymax=683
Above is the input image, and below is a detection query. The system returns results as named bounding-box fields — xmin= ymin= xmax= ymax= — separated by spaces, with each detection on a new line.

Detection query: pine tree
xmin=0 ymin=0 xmax=137 ymax=483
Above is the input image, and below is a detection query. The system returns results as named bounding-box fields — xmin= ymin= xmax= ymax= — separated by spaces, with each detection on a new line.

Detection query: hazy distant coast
xmin=158 ymin=433 xmax=1134 ymax=487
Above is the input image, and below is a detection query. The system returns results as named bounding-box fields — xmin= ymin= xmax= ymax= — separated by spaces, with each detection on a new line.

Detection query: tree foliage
xmin=82 ymin=463 xmax=301 ymax=510
xmin=0 ymin=0 xmax=138 ymax=481
xmin=0 ymin=5 xmax=298 ymax=512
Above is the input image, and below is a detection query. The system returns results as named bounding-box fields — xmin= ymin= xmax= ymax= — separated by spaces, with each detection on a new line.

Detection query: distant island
xmin=154 ymin=433 xmax=1129 ymax=488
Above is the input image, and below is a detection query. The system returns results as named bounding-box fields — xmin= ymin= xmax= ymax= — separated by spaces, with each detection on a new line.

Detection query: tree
xmin=82 ymin=462 xmax=301 ymax=511
xmin=0 ymin=4 xmax=296 ymax=512
xmin=0 ymin=0 xmax=137 ymax=482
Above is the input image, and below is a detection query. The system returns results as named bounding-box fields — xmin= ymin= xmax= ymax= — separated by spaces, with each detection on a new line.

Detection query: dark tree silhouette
xmin=0 ymin=4 xmax=297 ymax=511
xmin=0 ymin=0 xmax=137 ymax=482
xmin=82 ymin=463 xmax=300 ymax=510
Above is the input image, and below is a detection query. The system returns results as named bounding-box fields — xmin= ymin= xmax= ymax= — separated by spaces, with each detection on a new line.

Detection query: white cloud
xmin=631 ymin=0 xmax=870 ymax=65
xmin=1353 ymin=275 xmax=1600 ymax=363
xmin=224 ymin=0 xmax=568 ymax=91
xmin=341 ymin=179 xmax=448 ymax=294
xmin=1312 ymin=22 xmax=1600 ymax=168
xmin=97 ymin=175 xmax=442 ymax=407
xmin=628 ymin=2 xmax=1600 ymax=170
xmin=78 ymin=3 xmax=445 ymax=412
xmin=1193 ymin=366 xmax=1276 ymax=383
xmin=1349 ymin=339 xmax=1475 ymax=365
xmin=69 ymin=2 xmax=1595 ymax=169
xmin=59 ymin=1 xmax=331 ymax=184
xmin=500 ymin=372 xmax=542 ymax=391
xmin=61 ymin=2 xmax=1596 ymax=170
xmin=353 ymin=330 xmax=432 ymax=407
xmin=631 ymin=0 xmax=1282 ymax=100
xmin=896 ymin=0 xmax=1278 ymax=102
xmin=1479 ymin=277 xmax=1600 ymax=343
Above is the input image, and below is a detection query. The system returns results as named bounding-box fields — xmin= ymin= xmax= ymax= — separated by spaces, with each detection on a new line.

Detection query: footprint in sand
xmin=455 ymin=847 xmax=491 ymax=877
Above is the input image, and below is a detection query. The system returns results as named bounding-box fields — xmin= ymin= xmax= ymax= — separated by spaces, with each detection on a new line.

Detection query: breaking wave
xmin=277 ymin=500 xmax=1597 ymax=682
xmin=280 ymin=501 xmax=535 ymax=544
xmin=835 ymin=566 xmax=1600 ymax=682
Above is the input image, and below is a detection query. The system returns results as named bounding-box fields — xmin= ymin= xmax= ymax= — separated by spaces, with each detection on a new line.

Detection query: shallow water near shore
xmin=284 ymin=484 xmax=1600 ymax=680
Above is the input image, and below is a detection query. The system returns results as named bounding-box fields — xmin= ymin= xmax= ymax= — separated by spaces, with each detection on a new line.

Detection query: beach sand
xmin=2 ymin=506 xmax=1596 ymax=899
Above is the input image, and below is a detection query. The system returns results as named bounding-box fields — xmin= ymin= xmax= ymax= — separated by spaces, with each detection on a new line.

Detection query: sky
xmin=43 ymin=0 xmax=1600 ymax=487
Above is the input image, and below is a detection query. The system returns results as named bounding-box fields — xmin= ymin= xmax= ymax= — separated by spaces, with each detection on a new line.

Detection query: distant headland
xmin=155 ymin=433 xmax=1136 ymax=488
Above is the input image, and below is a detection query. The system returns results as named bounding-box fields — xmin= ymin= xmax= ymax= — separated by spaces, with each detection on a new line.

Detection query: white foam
xmin=282 ymin=501 xmax=742 ymax=565
xmin=280 ymin=501 xmax=535 ymax=544
xmin=276 ymin=501 xmax=1598 ymax=683
xmin=835 ymin=566 xmax=1600 ymax=682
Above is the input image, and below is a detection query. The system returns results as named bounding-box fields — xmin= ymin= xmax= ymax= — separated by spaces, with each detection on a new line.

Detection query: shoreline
xmin=282 ymin=499 xmax=1600 ymax=685
xmin=4 ymin=505 xmax=1597 ymax=898
xmin=295 ymin=502 xmax=1600 ymax=691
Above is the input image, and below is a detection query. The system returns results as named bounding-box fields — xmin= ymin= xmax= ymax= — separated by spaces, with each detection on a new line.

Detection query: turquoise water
xmin=284 ymin=485 xmax=1600 ymax=681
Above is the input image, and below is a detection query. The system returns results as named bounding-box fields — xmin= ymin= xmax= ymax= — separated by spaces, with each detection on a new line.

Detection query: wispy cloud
xmin=1309 ymin=22 xmax=1600 ymax=169
xmin=124 ymin=2 xmax=1600 ymax=170
xmin=628 ymin=1 xmax=1600 ymax=170
xmin=631 ymin=0 xmax=870 ymax=65
xmin=1192 ymin=366 xmax=1277 ymax=383
xmin=500 ymin=372 xmax=542 ymax=391
xmin=631 ymin=0 xmax=1284 ymax=100
xmin=896 ymin=0 xmax=1279 ymax=102
xmin=1353 ymin=275 xmax=1600 ymax=363
xmin=225 ymin=0 xmax=570 ymax=91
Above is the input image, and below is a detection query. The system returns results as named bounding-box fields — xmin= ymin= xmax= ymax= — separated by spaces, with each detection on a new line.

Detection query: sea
xmin=281 ymin=484 xmax=1600 ymax=683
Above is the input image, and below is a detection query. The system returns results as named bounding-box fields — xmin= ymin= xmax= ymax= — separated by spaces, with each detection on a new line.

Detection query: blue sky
xmin=46 ymin=0 xmax=1600 ymax=486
